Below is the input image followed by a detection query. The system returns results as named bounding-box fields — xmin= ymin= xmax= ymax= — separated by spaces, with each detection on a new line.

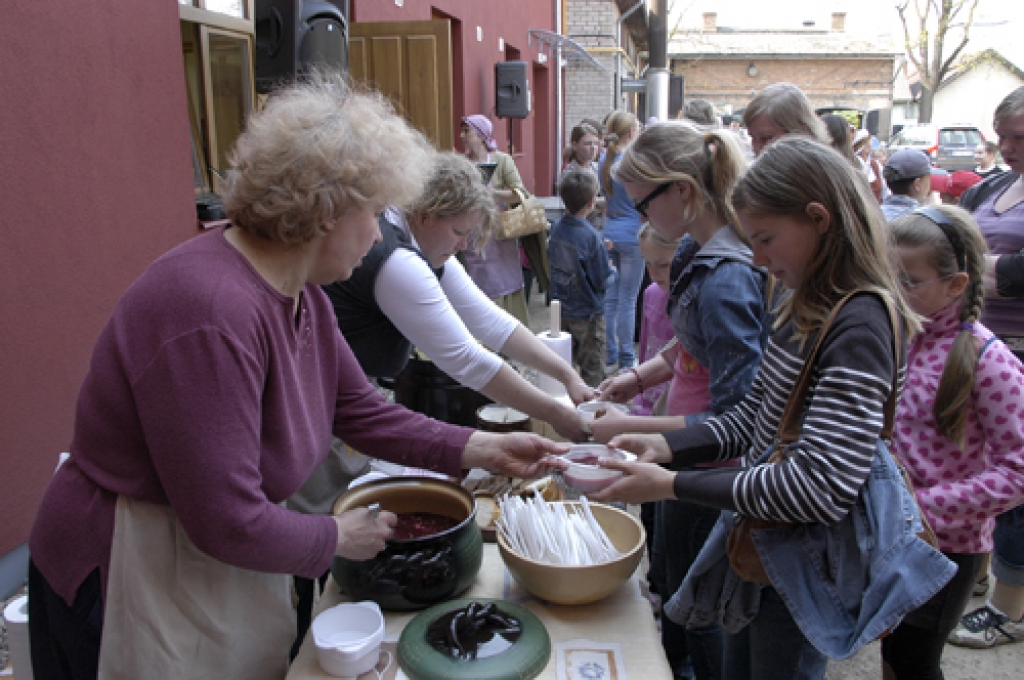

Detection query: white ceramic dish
xmin=312 ymin=601 xmax=385 ymax=678
xmin=559 ymin=444 xmax=636 ymax=494
xmin=576 ymin=401 xmax=629 ymax=433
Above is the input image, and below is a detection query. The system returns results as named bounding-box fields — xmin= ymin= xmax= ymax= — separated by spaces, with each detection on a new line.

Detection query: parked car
xmin=888 ymin=123 xmax=985 ymax=171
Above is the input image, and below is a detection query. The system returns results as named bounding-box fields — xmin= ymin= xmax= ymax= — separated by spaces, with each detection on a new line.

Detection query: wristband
xmin=629 ymin=367 xmax=643 ymax=394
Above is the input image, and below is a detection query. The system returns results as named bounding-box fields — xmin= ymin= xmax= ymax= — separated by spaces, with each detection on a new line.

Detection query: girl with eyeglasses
xmin=593 ymin=121 xmax=774 ymax=680
xmin=884 ymin=205 xmax=1024 ymax=679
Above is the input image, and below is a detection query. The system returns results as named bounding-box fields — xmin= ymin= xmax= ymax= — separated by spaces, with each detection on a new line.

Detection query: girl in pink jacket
xmin=886 ymin=205 xmax=1024 ymax=679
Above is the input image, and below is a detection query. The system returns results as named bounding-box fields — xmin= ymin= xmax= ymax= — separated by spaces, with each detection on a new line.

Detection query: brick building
xmin=669 ymin=11 xmax=898 ymax=121
xmin=563 ymin=0 xmax=648 ymax=132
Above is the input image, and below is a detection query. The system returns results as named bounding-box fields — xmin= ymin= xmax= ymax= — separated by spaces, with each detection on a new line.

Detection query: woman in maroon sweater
xmin=27 ymin=73 xmax=566 ymax=680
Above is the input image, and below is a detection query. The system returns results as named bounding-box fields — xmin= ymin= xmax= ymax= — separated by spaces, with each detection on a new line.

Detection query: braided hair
xmin=891 ymin=205 xmax=989 ymax=447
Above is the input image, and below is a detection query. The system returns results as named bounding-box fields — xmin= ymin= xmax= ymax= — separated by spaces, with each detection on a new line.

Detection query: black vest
xmin=323 ymin=215 xmax=442 ymax=378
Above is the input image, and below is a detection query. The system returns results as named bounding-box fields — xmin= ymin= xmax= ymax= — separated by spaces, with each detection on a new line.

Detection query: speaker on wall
xmin=255 ymin=0 xmax=349 ymax=94
xmin=495 ymin=61 xmax=530 ymax=119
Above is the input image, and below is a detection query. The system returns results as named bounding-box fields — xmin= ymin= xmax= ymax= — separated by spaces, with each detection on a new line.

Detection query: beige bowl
xmin=497 ymin=502 xmax=646 ymax=605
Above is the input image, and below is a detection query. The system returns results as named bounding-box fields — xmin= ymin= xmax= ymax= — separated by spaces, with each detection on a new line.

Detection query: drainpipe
xmin=647 ymin=0 xmax=668 ymax=122
xmin=616 ymin=1 xmax=645 ymax=111
xmin=556 ymin=0 xmax=563 ymax=189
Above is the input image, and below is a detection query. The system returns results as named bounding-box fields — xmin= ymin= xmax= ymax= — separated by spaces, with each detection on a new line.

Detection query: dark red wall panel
xmin=0 ymin=2 xmax=196 ymax=555
xmin=353 ymin=0 xmax=556 ymax=194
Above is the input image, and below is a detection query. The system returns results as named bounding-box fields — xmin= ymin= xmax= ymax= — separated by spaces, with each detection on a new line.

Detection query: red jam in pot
xmin=392 ymin=512 xmax=460 ymax=540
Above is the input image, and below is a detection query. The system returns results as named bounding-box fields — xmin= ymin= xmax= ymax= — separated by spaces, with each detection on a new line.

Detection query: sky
xmin=669 ymin=0 xmax=1024 ymax=67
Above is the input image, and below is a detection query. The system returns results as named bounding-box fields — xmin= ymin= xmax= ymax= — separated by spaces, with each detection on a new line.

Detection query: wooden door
xmin=349 ymin=20 xmax=453 ymax=150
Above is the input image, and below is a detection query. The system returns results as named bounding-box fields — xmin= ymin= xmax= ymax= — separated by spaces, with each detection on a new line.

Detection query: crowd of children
xmin=541 ymin=83 xmax=1024 ymax=680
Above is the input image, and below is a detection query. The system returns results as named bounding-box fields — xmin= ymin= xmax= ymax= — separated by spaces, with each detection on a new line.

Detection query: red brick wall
xmin=672 ymin=58 xmax=894 ymax=112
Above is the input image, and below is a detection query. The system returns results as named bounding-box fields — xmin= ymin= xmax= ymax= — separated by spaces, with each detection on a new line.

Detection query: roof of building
xmin=940 ymin=48 xmax=1024 ymax=87
xmin=669 ymin=29 xmax=899 ymax=59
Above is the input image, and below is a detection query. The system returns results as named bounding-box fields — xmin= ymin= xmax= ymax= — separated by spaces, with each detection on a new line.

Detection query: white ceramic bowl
xmin=312 ymin=601 xmax=385 ymax=677
xmin=559 ymin=444 xmax=636 ymax=494
xmin=577 ymin=401 xmax=629 ymax=433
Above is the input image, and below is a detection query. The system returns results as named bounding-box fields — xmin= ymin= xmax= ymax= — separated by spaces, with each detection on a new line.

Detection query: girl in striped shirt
xmin=592 ymin=136 xmax=919 ymax=680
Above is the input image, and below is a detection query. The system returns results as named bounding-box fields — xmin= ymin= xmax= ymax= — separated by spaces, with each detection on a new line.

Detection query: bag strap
xmin=776 ymin=291 xmax=901 ymax=445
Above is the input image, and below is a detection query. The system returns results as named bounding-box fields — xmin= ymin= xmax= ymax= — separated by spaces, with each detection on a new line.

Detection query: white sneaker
xmin=948 ymin=605 xmax=1024 ymax=648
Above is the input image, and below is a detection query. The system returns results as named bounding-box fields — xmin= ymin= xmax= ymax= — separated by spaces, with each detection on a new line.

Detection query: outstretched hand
xmin=462 ymin=431 xmax=570 ymax=479
xmin=566 ymin=378 xmax=598 ymax=406
xmin=549 ymin=402 xmax=590 ymax=443
xmin=597 ymin=372 xmax=639 ymax=404
xmin=607 ymin=433 xmax=673 ymax=465
xmin=588 ymin=458 xmax=676 ymax=505
xmin=588 ymin=405 xmax=632 ymax=444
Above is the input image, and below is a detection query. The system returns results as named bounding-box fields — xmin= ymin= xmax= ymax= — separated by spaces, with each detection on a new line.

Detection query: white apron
xmin=98 ymin=496 xmax=295 ymax=680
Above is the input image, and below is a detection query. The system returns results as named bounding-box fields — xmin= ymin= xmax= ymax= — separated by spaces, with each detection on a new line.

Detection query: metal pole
xmin=555 ymin=0 xmax=563 ymax=194
xmin=646 ymin=0 xmax=669 ymax=121
xmin=616 ymin=1 xmax=645 ymax=111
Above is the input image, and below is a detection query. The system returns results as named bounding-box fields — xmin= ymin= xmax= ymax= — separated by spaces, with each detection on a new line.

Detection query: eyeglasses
xmin=634 ymin=183 xmax=671 ymax=218
xmin=899 ymin=274 xmax=955 ymax=290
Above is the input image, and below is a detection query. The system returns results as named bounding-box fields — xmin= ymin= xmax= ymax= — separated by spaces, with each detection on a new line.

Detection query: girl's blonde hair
xmin=614 ymin=121 xmax=747 ymax=241
xmin=600 ymin=110 xmax=638 ymax=195
xmin=731 ymin=136 xmax=920 ymax=341
xmin=639 ymin=222 xmax=681 ymax=251
xmin=742 ymin=83 xmax=828 ymax=145
xmin=891 ymin=206 xmax=988 ymax=447
xmin=223 ymin=71 xmax=432 ymax=245
xmin=406 ymin=152 xmax=498 ymax=252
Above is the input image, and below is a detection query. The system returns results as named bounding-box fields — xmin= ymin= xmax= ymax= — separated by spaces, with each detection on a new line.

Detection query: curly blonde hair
xmin=406 ymin=152 xmax=499 ymax=251
xmin=222 ymin=71 xmax=434 ymax=245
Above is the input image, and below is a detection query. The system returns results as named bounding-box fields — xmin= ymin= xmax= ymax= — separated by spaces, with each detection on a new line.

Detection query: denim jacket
xmin=667 ymin=227 xmax=772 ymax=427
xmin=548 ymin=214 xmax=613 ymax=320
xmin=665 ymin=439 xmax=957 ymax=659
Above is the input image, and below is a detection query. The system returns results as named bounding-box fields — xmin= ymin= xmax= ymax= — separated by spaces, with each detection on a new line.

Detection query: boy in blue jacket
xmin=548 ymin=169 xmax=614 ymax=386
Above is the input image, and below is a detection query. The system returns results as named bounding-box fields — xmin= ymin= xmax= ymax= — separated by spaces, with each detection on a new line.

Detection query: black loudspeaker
xmin=495 ymin=61 xmax=530 ymax=119
xmin=668 ymin=75 xmax=685 ymax=119
xmin=255 ymin=0 xmax=349 ymax=94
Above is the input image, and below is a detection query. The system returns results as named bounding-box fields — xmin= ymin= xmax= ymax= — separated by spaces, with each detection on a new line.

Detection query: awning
xmin=528 ymin=29 xmax=609 ymax=72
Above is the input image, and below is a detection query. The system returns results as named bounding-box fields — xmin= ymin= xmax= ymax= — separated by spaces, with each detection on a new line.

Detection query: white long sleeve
xmin=375 ymin=248 xmax=517 ymax=391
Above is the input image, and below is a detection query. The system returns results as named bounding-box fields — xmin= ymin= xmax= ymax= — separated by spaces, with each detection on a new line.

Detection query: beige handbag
xmin=98 ymin=496 xmax=295 ymax=680
xmin=497 ymin=187 xmax=548 ymax=240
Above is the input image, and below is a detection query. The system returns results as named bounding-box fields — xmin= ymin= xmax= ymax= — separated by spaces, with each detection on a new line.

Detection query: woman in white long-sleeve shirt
xmin=325 ymin=151 xmax=593 ymax=438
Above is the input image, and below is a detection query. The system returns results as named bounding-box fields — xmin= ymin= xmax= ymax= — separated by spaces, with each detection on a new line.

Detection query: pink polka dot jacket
xmin=893 ymin=302 xmax=1024 ymax=554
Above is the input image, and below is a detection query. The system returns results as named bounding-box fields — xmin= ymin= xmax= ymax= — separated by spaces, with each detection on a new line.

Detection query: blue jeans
xmin=993 ymin=502 xmax=1024 ymax=587
xmin=653 ymin=500 xmax=723 ymax=680
xmin=722 ymin=586 xmax=828 ymax=680
xmin=605 ymin=241 xmax=645 ymax=367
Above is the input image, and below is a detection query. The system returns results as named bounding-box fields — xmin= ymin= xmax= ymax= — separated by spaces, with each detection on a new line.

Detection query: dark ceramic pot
xmin=331 ymin=477 xmax=483 ymax=611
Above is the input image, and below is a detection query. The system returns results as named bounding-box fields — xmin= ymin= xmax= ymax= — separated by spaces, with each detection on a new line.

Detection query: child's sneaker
xmin=947 ymin=604 xmax=1024 ymax=648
